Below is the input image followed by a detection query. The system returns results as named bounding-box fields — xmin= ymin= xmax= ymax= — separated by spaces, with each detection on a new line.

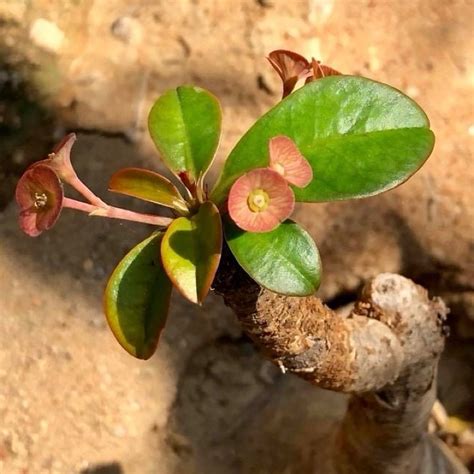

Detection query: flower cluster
xmin=15 ymin=134 xmax=172 ymax=237
xmin=228 ymin=136 xmax=312 ymax=233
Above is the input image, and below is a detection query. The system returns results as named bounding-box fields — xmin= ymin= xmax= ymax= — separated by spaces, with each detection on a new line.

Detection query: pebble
xmin=82 ymin=258 xmax=94 ymax=272
xmin=111 ymin=424 xmax=126 ymax=438
xmin=12 ymin=150 xmax=24 ymax=165
xmin=111 ymin=16 xmax=141 ymax=44
xmin=29 ymin=18 xmax=65 ymax=54
xmin=406 ymin=85 xmax=420 ymax=98
xmin=368 ymin=46 xmax=381 ymax=71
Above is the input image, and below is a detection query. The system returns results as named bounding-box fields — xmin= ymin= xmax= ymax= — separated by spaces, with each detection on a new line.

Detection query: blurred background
xmin=0 ymin=1 xmax=473 ymax=473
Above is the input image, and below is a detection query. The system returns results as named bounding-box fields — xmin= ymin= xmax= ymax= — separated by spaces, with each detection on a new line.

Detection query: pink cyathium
xmin=32 ymin=133 xmax=78 ymax=182
xmin=16 ymin=164 xmax=64 ymax=237
xmin=268 ymin=49 xmax=341 ymax=98
xmin=306 ymin=58 xmax=341 ymax=82
xmin=269 ymin=136 xmax=313 ymax=188
xmin=267 ymin=50 xmax=312 ymax=98
xmin=228 ymin=168 xmax=295 ymax=233
xmin=15 ymin=135 xmax=173 ymax=235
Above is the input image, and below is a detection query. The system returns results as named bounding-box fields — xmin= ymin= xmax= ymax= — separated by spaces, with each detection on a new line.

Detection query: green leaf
xmin=148 ymin=85 xmax=221 ymax=182
xmin=161 ymin=202 xmax=222 ymax=304
xmin=108 ymin=167 xmax=188 ymax=213
xmin=212 ymin=76 xmax=434 ymax=204
xmin=104 ymin=232 xmax=172 ymax=359
xmin=224 ymin=218 xmax=321 ymax=296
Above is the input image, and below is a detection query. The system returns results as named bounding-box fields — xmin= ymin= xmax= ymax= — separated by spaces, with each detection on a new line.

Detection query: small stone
xmin=82 ymin=258 xmax=94 ymax=272
xmin=166 ymin=431 xmax=192 ymax=455
xmin=129 ymin=400 xmax=141 ymax=411
xmin=29 ymin=18 xmax=65 ymax=54
xmin=111 ymin=425 xmax=127 ymax=438
xmin=368 ymin=46 xmax=381 ymax=71
xmin=12 ymin=150 xmax=24 ymax=165
xmin=40 ymin=419 xmax=48 ymax=433
xmin=111 ymin=16 xmax=141 ymax=44
xmin=406 ymin=85 xmax=420 ymax=98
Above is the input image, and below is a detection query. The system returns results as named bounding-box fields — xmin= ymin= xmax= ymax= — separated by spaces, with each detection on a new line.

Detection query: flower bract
xmin=15 ymin=164 xmax=64 ymax=237
xmin=306 ymin=58 xmax=341 ymax=82
xmin=269 ymin=135 xmax=313 ymax=188
xmin=33 ymin=133 xmax=77 ymax=181
xmin=267 ymin=50 xmax=312 ymax=98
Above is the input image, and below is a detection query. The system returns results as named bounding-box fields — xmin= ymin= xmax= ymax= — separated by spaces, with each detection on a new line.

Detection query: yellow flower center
xmin=34 ymin=192 xmax=48 ymax=209
xmin=247 ymin=189 xmax=269 ymax=212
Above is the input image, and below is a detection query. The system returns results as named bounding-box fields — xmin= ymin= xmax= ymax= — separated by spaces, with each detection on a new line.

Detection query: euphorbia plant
xmin=15 ymin=50 xmax=434 ymax=360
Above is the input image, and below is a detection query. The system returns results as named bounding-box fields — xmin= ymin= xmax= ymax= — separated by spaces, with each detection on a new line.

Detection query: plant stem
xmin=67 ymin=175 xmax=108 ymax=208
xmin=62 ymin=197 xmax=172 ymax=227
xmin=212 ymin=245 xmax=465 ymax=473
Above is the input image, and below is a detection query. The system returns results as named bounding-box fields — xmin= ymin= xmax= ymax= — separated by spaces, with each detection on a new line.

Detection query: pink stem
xmin=67 ymin=175 xmax=108 ymax=207
xmin=62 ymin=197 xmax=172 ymax=227
xmin=63 ymin=197 xmax=96 ymax=213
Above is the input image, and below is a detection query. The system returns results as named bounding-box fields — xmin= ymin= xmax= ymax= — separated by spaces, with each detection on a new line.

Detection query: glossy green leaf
xmin=104 ymin=232 xmax=172 ymax=359
xmin=148 ymin=85 xmax=221 ymax=182
xmin=161 ymin=202 xmax=222 ymax=304
xmin=212 ymin=76 xmax=435 ymax=204
xmin=109 ymin=168 xmax=188 ymax=213
xmin=224 ymin=218 xmax=321 ymax=296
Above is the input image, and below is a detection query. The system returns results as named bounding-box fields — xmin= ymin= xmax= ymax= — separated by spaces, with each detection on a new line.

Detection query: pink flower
xmin=268 ymin=50 xmax=341 ymax=98
xmin=306 ymin=58 xmax=341 ymax=83
xmin=268 ymin=136 xmax=313 ymax=188
xmin=267 ymin=50 xmax=312 ymax=98
xmin=15 ymin=164 xmax=64 ymax=237
xmin=228 ymin=168 xmax=295 ymax=233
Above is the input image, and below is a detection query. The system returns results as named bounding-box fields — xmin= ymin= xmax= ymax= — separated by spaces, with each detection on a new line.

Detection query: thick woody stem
xmin=213 ymin=245 xmax=466 ymax=473
xmin=214 ymin=247 xmax=408 ymax=392
xmin=333 ymin=277 xmax=465 ymax=474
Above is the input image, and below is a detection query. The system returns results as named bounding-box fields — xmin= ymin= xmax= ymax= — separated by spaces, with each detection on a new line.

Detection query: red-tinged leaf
xmin=15 ymin=164 xmax=64 ymax=237
xmin=104 ymin=232 xmax=172 ymax=360
xmin=268 ymin=135 xmax=313 ymax=188
xmin=109 ymin=167 xmax=188 ymax=213
xmin=161 ymin=202 xmax=222 ymax=304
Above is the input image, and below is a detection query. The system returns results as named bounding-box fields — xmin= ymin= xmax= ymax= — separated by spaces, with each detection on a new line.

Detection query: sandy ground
xmin=0 ymin=1 xmax=473 ymax=473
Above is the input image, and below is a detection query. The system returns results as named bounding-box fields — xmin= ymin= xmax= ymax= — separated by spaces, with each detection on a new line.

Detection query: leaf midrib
xmin=176 ymin=87 xmax=195 ymax=177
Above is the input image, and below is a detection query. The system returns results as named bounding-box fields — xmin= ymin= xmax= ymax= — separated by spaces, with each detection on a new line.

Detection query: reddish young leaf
xmin=109 ymin=167 xmax=188 ymax=213
xmin=15 ymin=164 xmax=64 ymax=237
xmin=268 ymin=135 xmax=313 ymax=188
xmin=267 ymin=50 xmax=312 ymax=98
xmin=228 ymin=168 xmax=295 ymax=233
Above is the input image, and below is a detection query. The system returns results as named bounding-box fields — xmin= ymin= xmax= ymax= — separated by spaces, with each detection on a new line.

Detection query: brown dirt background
xmin=0 ymin=1 xmax=473 ymax=473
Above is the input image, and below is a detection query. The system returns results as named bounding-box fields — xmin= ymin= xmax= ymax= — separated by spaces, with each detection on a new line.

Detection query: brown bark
xmin=213 ymin=246 xmax=468 ymax=473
